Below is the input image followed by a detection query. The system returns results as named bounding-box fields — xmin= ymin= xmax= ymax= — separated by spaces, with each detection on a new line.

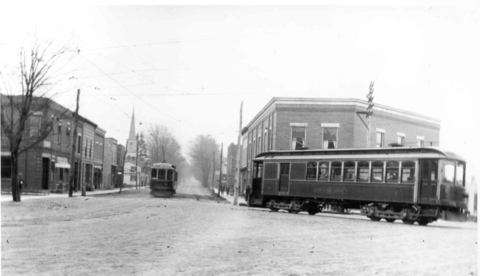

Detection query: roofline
xmin=245 ymin=97 xmax=441 ymax=129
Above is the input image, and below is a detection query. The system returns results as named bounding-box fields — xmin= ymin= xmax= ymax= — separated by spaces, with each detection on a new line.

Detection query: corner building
xmin=239 ymin=97 xmax=441 ymax=195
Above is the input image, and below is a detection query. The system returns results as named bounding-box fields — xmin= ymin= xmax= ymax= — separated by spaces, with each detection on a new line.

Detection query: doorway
xmin=419 ymin=159 xmax=438 ymax=204
xmin=42 ymin=158 xmax=50 ymax=190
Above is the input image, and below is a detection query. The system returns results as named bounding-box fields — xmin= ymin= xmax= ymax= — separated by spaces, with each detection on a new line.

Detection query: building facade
xmin=116 ymin=144 xmax=126 ymax=187
xmin=0 ymin=96 xmax=108 ymax=193
xmin=93 ymin=127 xmax=105 ymax=189
xmin=103 ymin=137 xmax=118 ymax=189
xmin=239 ymin=97 xmax=441 ymax=195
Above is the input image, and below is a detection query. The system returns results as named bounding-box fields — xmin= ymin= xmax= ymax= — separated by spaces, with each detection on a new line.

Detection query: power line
xmin=79 ymin=53 xmax=179 ymax=122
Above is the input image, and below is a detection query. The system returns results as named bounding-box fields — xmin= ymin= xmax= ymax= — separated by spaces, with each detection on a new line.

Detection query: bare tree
xmin=0 ymin=39 xmax=70 ymax=202
xmin=189 ymin=135 xmax=218 ymax=188
xmin=146 ymin=124 xmax=186 ymax=179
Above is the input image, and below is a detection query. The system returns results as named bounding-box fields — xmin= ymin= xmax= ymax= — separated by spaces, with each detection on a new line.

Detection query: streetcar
xmin=246 ymin=147 xmax=469 ymax=226
xmin=150 ymin=162 xmax=178 ymax=197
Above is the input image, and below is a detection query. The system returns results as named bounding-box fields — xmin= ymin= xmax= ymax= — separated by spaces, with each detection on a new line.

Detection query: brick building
xmin=93 ymin=127 xmax=105 ymax=189
xmin=239 ymin=97 xmax=441 ymax=195
xmin=0 ymin=95 xmax=109 ymax=193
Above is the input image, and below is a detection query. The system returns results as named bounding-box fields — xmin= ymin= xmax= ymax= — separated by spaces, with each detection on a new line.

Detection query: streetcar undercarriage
xmin=250 ymin=195 xmax=465 ymax=226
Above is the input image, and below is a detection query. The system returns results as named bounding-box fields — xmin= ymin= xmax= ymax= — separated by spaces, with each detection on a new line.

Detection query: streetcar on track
xmin=246 ymin=147 xmax=469 ymax=226
xmin=150 ymin=163 xmax=178 ymax=197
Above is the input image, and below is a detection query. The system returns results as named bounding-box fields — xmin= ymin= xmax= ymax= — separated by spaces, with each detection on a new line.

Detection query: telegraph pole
xmin=233 ymin=102 xmax=243 ymax=205
xmin=211 ymin=151 xmax=215 ymax=192
xmin=217 ymin=143 xmax=223 ymax=198
xmin=366 ymin=81 xmax=375 ymax=148
xmin=68 ymin=89 xmax=80 ymax=197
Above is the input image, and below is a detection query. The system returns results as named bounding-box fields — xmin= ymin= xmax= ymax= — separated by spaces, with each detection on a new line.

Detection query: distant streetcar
xmin=150 ymin=163 xmax=178 ymax=197
xmin=246 ymin=147 xmax=469 ymax=226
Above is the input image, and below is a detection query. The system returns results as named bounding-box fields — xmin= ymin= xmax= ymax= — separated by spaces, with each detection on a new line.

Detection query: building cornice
xmin=245 ymin=97 xmax=441 ymax=129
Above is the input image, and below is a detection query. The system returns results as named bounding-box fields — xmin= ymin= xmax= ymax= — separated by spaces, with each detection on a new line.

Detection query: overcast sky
xmin=1 ymin=3 xmax=479 ymax=188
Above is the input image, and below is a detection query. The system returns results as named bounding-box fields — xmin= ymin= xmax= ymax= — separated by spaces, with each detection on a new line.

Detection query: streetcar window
xmin=319 ymin=162 xmax=329 ymax=180
xmin=456 ymin=163 xmax=465 ymax=186
xmin=151 ymin=169 xmax=157 ymax=178
xmin=386 ymin=161 xmax=399 ymax=183
xmin=371 ymin=161 xmax=384 ymax=182
xmin=443 ymin=161 xmax=455 ymax=185
xmin=401 ymin=161 xmax=415 ymax=183
xmin=343 ymin=161 xmax=355 ymax=181
xmin=264 ymin=163 xmax=278 ymax=180
xmin=291 ymin=163 xmax=306 ymax=180
xmin=167 ymin=170 xmax=174 ymax=181
xmin=330 ymin=161 xmax=342 ymax=181
xmin=158 ymin=169 xmax=166 ymax=180
xmin=357 ymin=161 xmax=369 ymax=182
xmin=306 ymin=162 xmax=317 ymax=180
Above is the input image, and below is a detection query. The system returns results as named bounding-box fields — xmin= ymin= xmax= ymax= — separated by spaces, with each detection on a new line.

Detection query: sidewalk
xmin=1 ymin=186 xmax=148 ymax=202
xmin=212 ymin=187 xmax=247 ymax=205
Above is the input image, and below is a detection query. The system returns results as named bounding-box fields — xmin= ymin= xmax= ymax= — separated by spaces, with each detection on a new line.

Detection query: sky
xmin=1 ymin=2 xmax=479 ymax=190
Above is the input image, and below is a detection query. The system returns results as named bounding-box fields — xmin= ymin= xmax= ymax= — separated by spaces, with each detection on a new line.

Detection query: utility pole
xmin=233 ymin=102 xmax=243 ymax=205
xmin=119 ymin=141 xmax=128 ymax=194
xmin=211 ymin=151 xmax=215 ymax=192
xmin=217 ymin=143 xmax=223 ymax=198
xmin=366 ymin=81 xmax=375 ymax=148
xmin=68 ymin=89 xmax=80 ymax=197
xmin=135 ymin=134 xmax=139 ymax=189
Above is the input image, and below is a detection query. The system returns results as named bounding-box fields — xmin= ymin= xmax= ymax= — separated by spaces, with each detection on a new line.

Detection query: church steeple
xmin=128 ymin=109 xmax=136 ymax=140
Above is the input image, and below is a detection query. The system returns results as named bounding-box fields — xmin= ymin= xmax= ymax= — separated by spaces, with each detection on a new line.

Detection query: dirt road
xmin=2 ymin=181 xmax=477 ymax=276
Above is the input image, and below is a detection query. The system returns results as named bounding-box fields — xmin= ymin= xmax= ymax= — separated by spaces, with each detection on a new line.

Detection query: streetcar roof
xmin=151 ymin=163 xmax=176 ymax=169
xmin=253 ymin=147 xmax=465 ymax=162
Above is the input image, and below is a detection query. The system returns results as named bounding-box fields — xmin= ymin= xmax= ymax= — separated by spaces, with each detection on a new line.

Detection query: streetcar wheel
xmin=402 ymin=219 xmax=414 ymax=225
xmin=385 ymin=218 xmax=395 ymax=223
xmin=307 ymin=204 xmax=318 ymax=215
xmin=369 ymin=216 xmax=381 ymax=221
xmin=288 ymin=210 xmax=299 ymax=214
xmin=418 ymin=220 xmax=429 ymax=226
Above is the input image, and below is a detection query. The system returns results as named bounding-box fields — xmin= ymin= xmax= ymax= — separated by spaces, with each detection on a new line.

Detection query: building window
xmin=29 ymin=115 xmax=42 ymax=138
xmin=397 ymin=133 xmax=405 ymax=146
xmin=57 ymin=125 xmax=62 ymax=143
xmin=417 ymin=136 xmax=425 ymax=147
xmin=376 ymin=132 xmax=384 ymax=148
xmin=77 ymin=135 xmax=82 ymax=154
xmin=1 ymin=156 xmax=12 ymax=178
xmin=323 ymin=128 xmax=337 ymax=149
xmin=291 ymin=126 xmax=306 ymax=150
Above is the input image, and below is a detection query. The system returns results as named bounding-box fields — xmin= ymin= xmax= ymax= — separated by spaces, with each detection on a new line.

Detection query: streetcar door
xmin=419 ymin=159 xmax=438 ymax=204
xmin=279 ymin=163 xmax=290 ymax=192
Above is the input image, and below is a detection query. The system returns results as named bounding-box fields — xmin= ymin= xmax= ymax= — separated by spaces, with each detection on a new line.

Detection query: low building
xmin=239 ymin=97 xmax=441 ymax=195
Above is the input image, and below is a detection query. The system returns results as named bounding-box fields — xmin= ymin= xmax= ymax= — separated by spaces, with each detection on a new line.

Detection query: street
xmin=1 ymin=181 xmax=477 ymax=276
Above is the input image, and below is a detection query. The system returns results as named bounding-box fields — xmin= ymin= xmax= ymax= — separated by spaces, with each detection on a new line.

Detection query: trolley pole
xmin=233 ymin=102 xmax=243 ymax=206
